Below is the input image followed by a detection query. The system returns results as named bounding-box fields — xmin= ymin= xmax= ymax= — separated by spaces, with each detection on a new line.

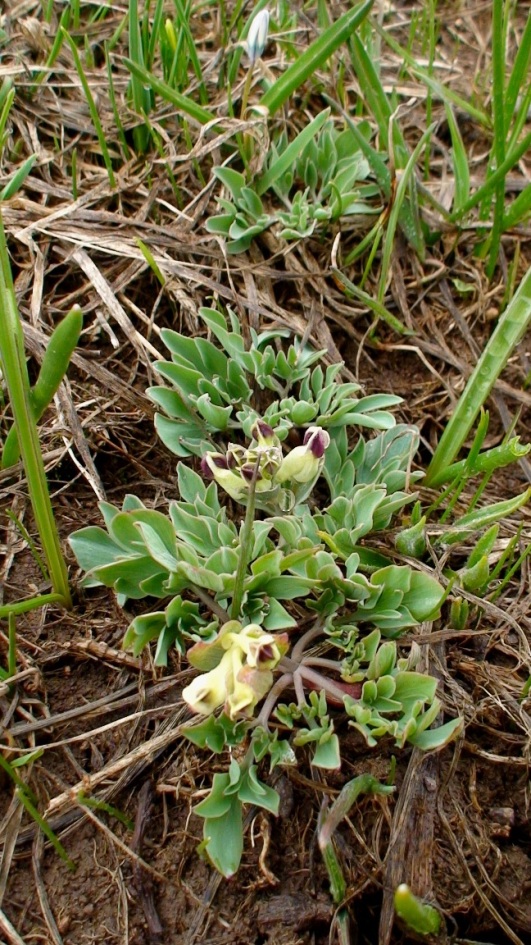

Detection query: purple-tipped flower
xmin=277 ymin=426 xmax=331 ymax=484
xmin=183 ymin=622 xmax=288 ymax=720
xmin=201 ymin=453 xmax=228 ymax=480
xmin=201 ymin=451 xmax=249 ymax=501
xmin=303 ymin=426 xmax=329 ymax=458
xmin=251 ymin=419 xmax=276 ymax=445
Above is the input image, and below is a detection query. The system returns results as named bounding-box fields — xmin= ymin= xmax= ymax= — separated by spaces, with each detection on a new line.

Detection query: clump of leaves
xmin=206 ymin=115 xmax=377 ymax=252
xmin=70 ymin=307 xmax=465 ymax=877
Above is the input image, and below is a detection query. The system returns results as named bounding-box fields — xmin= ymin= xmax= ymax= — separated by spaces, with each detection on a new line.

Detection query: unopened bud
xmin=245 ymin=8 xmax=270 ymax=65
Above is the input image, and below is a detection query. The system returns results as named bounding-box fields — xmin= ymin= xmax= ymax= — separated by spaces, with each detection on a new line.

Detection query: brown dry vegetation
xmin=0 ymin=1 xmax=530 ymax=944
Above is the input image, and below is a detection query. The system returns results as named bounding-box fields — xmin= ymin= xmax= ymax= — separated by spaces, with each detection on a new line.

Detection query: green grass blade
xmin=136 ymin=237 xmax=166 ymax=286
xmin=425 ymin=266 xmax=531 ymax=486
xmin=450 ymin=131 xmax=531 ymax=221
xmin=444 ymin=103 xmax=470 ymax=212
xmin=17 ymin=788 xmax=76 ymax=870
xmin=427 ymin=437 xmax=530 ymax=489
xmin=507 ymin=80 xmax=531 ymax=153
xmin=128 ymin=0 xmax=152 ymax=151
xmin=0 ymin=593 xmax=65 ymax=620
xmin=256 ymin=109 xmax=330 ymax=195
xmin=30 ymin=5 xmax=70 ymax=93
xmin=378 ymin=124 xmax=433 ymax=301
xmin=0 ymin=82 xmax=14 ymax=150
xmin=0 ymin=155 xmax=37 ymax=200
xmin=105 ymin=43 xmax=131 ymax=161
xmin=124 ymin=58 xmax=216 ymax=126
xmin=485 ymin=0 xmax=507 ymax=276
xmin=146 ymin=0 xmax=165 ymax=68
xmin=7 ymin=612 xmax=16 ymax=678
xmin=260 ymin=0 xmax=375 ymax=116
xmin=61 ymin=29 xmax=116 ymax=188
xmin=504 ymin=11 xmax=531 ymax=135
xmin=172 ymin=0 xmax=208 ymax=102
xmin=376 ymin=24 xmax=490 ymax=128
xmin=328 ymin=103 xmax=391 ymax=196
xmin=0 ymin=211 xmax=71 ymax=606
xmin=331 ymin=268 xmax=412 ymax=336
xmin=348 ymin=33 xmax=391 ymax=148
xmin=502 ymin=184 xmax=531 ymax=231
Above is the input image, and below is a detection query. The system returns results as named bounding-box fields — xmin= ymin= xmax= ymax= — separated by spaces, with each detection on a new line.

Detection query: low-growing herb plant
xmin=206 ymin=114 xmax=378 ymax=253
xmin=70 ymin=307 xmax=465 ymax=877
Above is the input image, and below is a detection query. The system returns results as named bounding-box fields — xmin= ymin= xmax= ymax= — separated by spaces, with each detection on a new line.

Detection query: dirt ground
xmin=1 ymin=1 xmax=531 ymax=943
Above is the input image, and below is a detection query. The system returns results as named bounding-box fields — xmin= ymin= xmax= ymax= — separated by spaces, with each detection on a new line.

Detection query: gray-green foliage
xmin=69 ymin=304 xmax=463 ymax=879
xmin=148 ymin=306 xmax=401 ymax=457
xmin=206 ymin=118 xmax=376 ymax=252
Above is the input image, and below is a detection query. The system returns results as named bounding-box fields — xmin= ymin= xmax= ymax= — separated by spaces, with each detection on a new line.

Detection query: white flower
xmin=245 ymin=9 xmax=270 ymax=64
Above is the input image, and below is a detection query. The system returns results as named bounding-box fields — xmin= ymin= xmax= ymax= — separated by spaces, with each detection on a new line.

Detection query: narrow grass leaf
xmin=507 ymin=80 xmax=531 ymax=153
xmin=105 ymin=44 xmax=131 ymax=161
xmin=444 ymin=103 xmax=470 ymax=212
xmin=17 ymin=788 xmax=76 ymax=870
xmin=504 ymin=10 xmax=531 ymax=136
xmin=256 ymin=109 xmax=330 ymax=195
xmin=378 ymin=124 xmax=433 ymax=301
xmin=427 ymin=437 xmax=531 ymax=489
xmin=331 ymin=268 xmax=412 ymax=336
xmin=349 ymin=33 xmax=391 ymax=148
xmin=329 ymin=103 xmax=391 ymax=196
xmin=124 ymin=59 xmax=216 ymax=126
xmin=0 ymin=593 xmax=66 ymax=620
xmin=172 ymin=0 xmax=208 ymax=103
xmin=30 ymin=5 xmax=70 ymax=92
xmin=146 ymin=0 xmax=165 ymax=69
xmin=0 ymin=82 xmax=14 ymax=149
xmin=425 ymin=266 xmax=531 ymax=485
xmin=0 ymin=211 xmax=71 ymax=605
xmin=376 ymin=24 xmax=490 ymax=128
xmin=260 ymin=0 xmax=375 ymax=116
xmin=450 ymin=131 xmax=531 ymax=221
xmin=502 ymin=184 xmax=531 ymax=231
xmin=0 ymin=155 xmax=37 ymax=200
xmin=485 ymin=0 xmax=507 ymax=276
xmin=128 ymin=0 xmax=152 ymax=152
xmin=61 ymin=29 xmax=116 ymax=188
xmin=136 ymin=238 xmax=166 ymax=286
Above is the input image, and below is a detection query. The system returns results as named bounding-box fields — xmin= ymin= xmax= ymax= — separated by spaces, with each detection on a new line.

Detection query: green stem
xmin=7 ymin=612 xmax=17 ymax=678
xmin=230 ymin=469 xmax=259 ymax=621
xmin=0 ymin=593 xmax=67 ymax=620
xmin=0 ymin=212 xmax=72 ymax=608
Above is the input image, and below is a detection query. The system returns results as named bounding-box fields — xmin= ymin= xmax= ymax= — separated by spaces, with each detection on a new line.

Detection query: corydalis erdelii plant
xmin=69 ymin=308 xmax=462 ymax=877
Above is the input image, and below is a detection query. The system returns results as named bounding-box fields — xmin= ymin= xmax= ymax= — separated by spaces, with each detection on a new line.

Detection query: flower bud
xmin=251 ymin=419 xmax=277 ymax=445
xmin=245 ymin=8 xmax=270 ymax=65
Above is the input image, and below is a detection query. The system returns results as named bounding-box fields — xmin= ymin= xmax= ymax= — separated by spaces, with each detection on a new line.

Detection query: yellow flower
xmin=183 ymin=621 xmax=288 ymax=719
xmin=277 ymin=427 xmax=331 ymax=484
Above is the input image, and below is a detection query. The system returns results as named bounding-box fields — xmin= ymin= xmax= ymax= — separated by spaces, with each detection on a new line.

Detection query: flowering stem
xmin=230 ymin=462 xmax=259 ymax=621
xmin=291 ymin=619 xmax=326 ymax=660
xmin=191 ymin=584 xmax=230 ymax=622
